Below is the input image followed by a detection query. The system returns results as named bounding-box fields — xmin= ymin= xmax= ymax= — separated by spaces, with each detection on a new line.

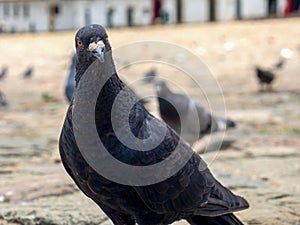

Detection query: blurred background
xmin=0 ymin=0 xmax=299 ymax=225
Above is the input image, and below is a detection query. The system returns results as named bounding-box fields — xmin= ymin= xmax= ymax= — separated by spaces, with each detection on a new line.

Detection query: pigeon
xmin=154 ymin=80 xmax=236 ymax=144
xmin=59 ymin=24 xmax=248 ymax=225
xmin=0 ymin=90 xmax=7 ymax=107
xmin=143 ymin=67 xmax=157 ymax=83
xmin=0 ymin=66 xmax=8 ymax=80
xmin=65 ymin=54 xmax=76 ymax=102
xmin=23 ymin=66 xmax=33 ymax=78
xmin=272 ymin=58 xmax=285 ymax=70
xmin=255 ymin=67 xmax=275 ymax=91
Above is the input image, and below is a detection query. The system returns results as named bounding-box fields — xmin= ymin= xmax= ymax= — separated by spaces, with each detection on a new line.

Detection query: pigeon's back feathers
xmin=154 ymin=80 xmax=236 ymax=144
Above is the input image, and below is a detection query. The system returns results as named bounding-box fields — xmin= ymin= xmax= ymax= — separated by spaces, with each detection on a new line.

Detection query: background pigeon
xmin=0 ymin=90 xmax=7 ymax=107
xmin=23 ymin=66 xmax=33 ymax=78
xmin=0 ymin=66 xmax=8 ymax=80
xmin=65 ymin=54 xmax=76 ymax=102
xmin=154 ymin=80 xmax=236 ymax=144
xmin=255 ymin=67 xmax=275 ymax=91
xmin=143 ymin=67 xmax=157 ymax=83
xmin=272 ymin=58 xmax=285 ymax=70
xmin=59 ymin=24 xmax=248 ymax=225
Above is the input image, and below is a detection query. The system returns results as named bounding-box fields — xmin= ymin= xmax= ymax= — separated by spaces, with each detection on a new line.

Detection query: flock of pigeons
xmin=0 ymin=24 xmax=294 ymax=224
xmin=0 ymin=65 xmax=33 ymax=107
xmin=59 ymin=24 xmax=249 ymax=225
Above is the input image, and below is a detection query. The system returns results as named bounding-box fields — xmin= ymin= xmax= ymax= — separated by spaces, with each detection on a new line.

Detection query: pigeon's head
xmin=75 ymin=24 xmax=111 ymax=63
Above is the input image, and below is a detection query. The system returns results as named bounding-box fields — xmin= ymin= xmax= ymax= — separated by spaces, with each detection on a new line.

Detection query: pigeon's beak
xmin=89 ymin=41 xmax=105 ymax=63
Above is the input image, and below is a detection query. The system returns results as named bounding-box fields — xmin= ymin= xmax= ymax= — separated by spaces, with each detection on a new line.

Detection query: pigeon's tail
xmin=213 ymin=117 xmax=236 ymax=132
xmin=187 ymin=213 xmax=244 ymax=225
xmin=226 ymin=119 xmax=236 ymax=128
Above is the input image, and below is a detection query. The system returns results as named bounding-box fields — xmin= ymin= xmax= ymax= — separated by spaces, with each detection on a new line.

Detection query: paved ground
xmin=0 ymin=18 xmax=299 ymax=224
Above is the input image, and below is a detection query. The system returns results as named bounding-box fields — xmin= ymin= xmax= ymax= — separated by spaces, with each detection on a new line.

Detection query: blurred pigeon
xmin=272 ymin=58 xmax=285 ymax=70
xmin=143 ymin=67 xmax=156 ymax=83
xmin=154 ymin=80 xmax=236 ymax=144
xmin=255 ymin=67 xmax=275 ymax=91
xmin=0 ymin=90 xmax=7 ymax=107
xmin=65 ymin=54 xmax=76 ymax=102
xmin=23 ymin=66 xmax=33 ymax=78
xmin=0 ymin=66 xmax=8 ymax=80
xmin=59 ymin=24 xmax=248 ymax=225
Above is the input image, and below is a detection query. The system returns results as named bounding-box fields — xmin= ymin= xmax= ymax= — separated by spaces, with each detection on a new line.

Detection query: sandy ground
xmin=0 ymin=18 xmax=300 ymax=225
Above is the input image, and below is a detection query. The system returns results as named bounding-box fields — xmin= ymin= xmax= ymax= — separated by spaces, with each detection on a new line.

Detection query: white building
xmin=161 ymin=0 xmax=288 ymax=24
xmin=240 ymin=0 xmax=268 ymax=19
xmin=0 ymin=0 xmax=153 ymax=32
xmin=0 ymin=0 xmax=291 ymax=33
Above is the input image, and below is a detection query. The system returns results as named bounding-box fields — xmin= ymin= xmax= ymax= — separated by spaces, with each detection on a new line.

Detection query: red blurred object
xmin=284 ymin=0 xmax=293 ymax=15
xmin=284 ymin=0 xmax=300 ymax=15
xmin=152 ymin=0 xmax=161 ymax=23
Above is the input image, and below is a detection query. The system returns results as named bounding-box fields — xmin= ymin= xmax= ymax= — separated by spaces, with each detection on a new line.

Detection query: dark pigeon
xmin=255 ymin=67 xmax=275 ymax=91
xmin=65 ymin=54 xmax=76 ymax=102
xmin=23 ymin=66 xmax=33 ymax=78
xmin=154 ymin=80 xmax=236 ymax=144
xmin=143 ymin=67 xmax=156 ymax=83
xmin=273 ymin=58 xmax=285 ymax=70
xmin=59 ymin=24 xmax=248 ymax=225
xmin=0 ymin=90 xmax=7 ymax=107
xmin=0 ymin=66 xmax=8 ymax=80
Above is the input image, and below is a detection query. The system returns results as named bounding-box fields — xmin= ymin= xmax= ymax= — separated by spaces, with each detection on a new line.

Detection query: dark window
xmin=13 ymin=3 xmax=20 ymax=17
xmin=50 ymin=4 xmax=60 ymax=15
xmin=54 ymin=5 xmax=60 ymax=14
xmin=209 ymin=0 xmax=216 ymax=22
xmin=293 ymin=0 xmax=300 ymax=11
xmin=268 ymin=0 xmax=277 ymax=16
xmin=176 ymin=0 xmax=182 ymax=23
xmin=23 ymin=4 xmax=30 ymax=17
xmin=3 ymin=3 xmax=10 ymax=17
xmin=127 ymin=6 xmax=134 ymax=27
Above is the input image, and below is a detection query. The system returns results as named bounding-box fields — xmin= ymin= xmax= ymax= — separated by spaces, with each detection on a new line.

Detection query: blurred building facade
xmin=0 ymin=0 xmax=298 ymax=33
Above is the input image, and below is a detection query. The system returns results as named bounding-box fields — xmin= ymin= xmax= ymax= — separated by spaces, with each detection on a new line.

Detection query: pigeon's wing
xmin=133 ymin=133 xmax=248 ymax=216
xmin=167 ymin=92 xmax=190 ymax=115
xmin=128 ymin=108 xmax=249 ymax=216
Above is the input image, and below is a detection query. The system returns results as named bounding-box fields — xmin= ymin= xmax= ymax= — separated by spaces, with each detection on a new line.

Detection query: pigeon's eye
xmin=105 ymin=34 xmax=108 ymax=42
xmin=77 ymin=40 xmax=84 ymax=48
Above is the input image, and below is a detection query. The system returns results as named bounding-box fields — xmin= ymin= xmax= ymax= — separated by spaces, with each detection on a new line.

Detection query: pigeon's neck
xmin=75 ymin=51 xmax=116 ymax=86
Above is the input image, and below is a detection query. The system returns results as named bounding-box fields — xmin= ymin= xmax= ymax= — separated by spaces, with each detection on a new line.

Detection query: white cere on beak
xmin=88 ymin=40 xmax=105 ymax=52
